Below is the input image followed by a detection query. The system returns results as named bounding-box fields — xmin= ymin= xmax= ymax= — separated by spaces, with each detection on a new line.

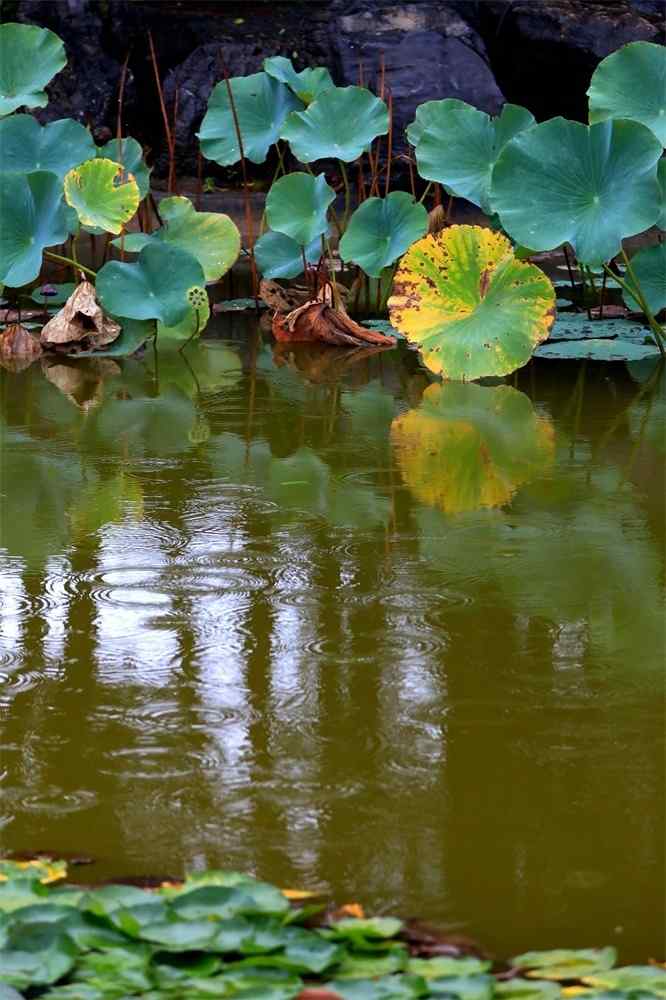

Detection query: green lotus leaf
xmin=406 ymin=958 xmax=492 ymax=979
xmin=658 ymin=158 xmax=666 ymax=229
xmin=339 ymin=192 xmax=428 ymax=277
xmin=388 ymin=225 xmax=555 ymax=379
xmin=407 ymin=99 xmax=535 ymax=213
xmin=111 ymin=195 xmax=240 ymax=283
xmin=582 ymin=965 xmax=666 ymax=996
xmin=326 ymin=975 xmax=425 ymax=999
xmin=512 ymin=947 xmax=617 ymax=981
xmin=494 ymin=979 xmax=561 ymax=1000
xmin=198 ymin=72 xmax=303 ymax=166
xmin=64 ymin=158 xmax=140 ymax=235
xmin=30 ymin=282 xmax=77 ymax=305
xmin=622 ymin=242 xmax=666 ymax=314
xmin=255 ymin=229 xmax=323 ymax=279
xmin=491 ymin=117 xmax=662 ymax=266
xmin=96 ymin=136 xmax=151 ymax=198
xmin=0 ymin=114 xmax=96 ymax=179
xmin=0 ymin=22 xmax=66 ymax=116
xmin=534 ymin=337 xmax=661 ymax=361
xmin=264 ymin=55 xmax=335 ymax=104
xmin=333 ymin=948 xmax=408 ymax=980
xmin=588 ymin=41 xmax=666 ymax=145
xmin=391 ymin=381 xmax=554 ymax=514
xmin=0 ymin=923 xmax=77 ymax=989
xmin=281 ymin=85 xmax=389 ymax=162
xmin=546 ymin=314 xmax=651 ymax=342
xmin=70 ymin=317 xmax=155 ymax=358
xmin=0 ymin=170 xmax=69 ymax=287
xmin=265 ymin=172 xmax=335 ymax=245
xmin=330 ymin=917 xmax=403 ymax=941
xmin=96 ymin=242 xmax=205 ymax=326
xmin=428 ymin=975 xmax=494 ymax=1000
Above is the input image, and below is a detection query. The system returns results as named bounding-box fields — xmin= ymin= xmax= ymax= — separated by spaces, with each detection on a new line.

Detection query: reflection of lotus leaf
xmin=0 ymin=23 xmax=66 ymax=116
xmin=491 ymin=118 xmax=661 ymax=266
xmin=198 ymin=72 xmax=303 ymax=166
xmin=388 ymin=226 xmax=555 ymax=380
xmin=391 ymin=381 xmax=554 ymax=514
xmin=0 ymin=115 xmax=96 ymax=179
xmin=587 ymin=41 xmax=666 ymax=146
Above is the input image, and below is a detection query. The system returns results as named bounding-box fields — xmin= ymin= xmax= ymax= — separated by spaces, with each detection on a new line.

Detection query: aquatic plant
xmin=0 ymin=860 xmax=664 ymax=999
xmin=0 ymin=22 xmax=66 ymax=115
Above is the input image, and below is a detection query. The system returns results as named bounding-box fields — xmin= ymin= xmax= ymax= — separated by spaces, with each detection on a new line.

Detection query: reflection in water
xmin=391 ymin=381 xmax=554 ymax=513
xmin=0 ymin=322 xmax=664 ymax=960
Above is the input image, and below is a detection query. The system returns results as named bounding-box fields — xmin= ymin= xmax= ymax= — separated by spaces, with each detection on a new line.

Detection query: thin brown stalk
xmin=219 ymin=50 xmax=258 ymax=297
xmin=378 ymin=51 xmax=386 ymax=100
xmin=170 ymin=85 xmax=180 ymax=194
xmin=116 ymin=49 xmax=131 ymax=147
xmin=196 ymin=150 xmax=203 ymax=210
xmin=384 ymin=92 xmax=393 ymax=195
xmin=148 ymin=32 xmax=176 ymax=194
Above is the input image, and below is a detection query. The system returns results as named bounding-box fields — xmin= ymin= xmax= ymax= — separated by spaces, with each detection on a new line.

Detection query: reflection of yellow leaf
xmin=282 ymin=888 xmax=319 ymax=900
xmin=0 ymin=858 xmax=67 ymax=884
xmin=562 ymin=988 xmax=594 ymax=996
xmin=391 ymin=381 xmax=554 ymax=514
xmin=337 ymin=902 xmax=365 ymax=918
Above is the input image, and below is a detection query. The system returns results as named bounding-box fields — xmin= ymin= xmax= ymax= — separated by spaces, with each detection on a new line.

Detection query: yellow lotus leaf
xmin=388 ymin=224 xmax=555 ymax=380
xmin=391 ymin=380 xmax=554 ymax=514
xmin=64 ymin=157 xmax=139 ymax=234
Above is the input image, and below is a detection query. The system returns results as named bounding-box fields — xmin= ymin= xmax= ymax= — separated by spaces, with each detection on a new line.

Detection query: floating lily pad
xmin=64 ymin=158 xmax=140 ymax=235
xmin=281 ymin=85 xmax=389 ymax=162
xmin=339 ymin=192 xmax=428 ymax=277
xmin=0 ymin=170 xmax=69 ymax=287
xmin=198 ymin=72 xmax=302 ymax=166
xmin=326 ymin=975 xmax=425 ymax=999
xmin=388 ymin=225 xmax=555 ymax=379
xmin=30 ymin=283 xmax=77 ymax=306
xmin=0 ymin=22 xmax=66 ymax=116
xmin=491 ymin=118 xmax=662 ymax=266
xmin=547 ymin=314 xmax=651 ymax=342
xmin=96 ymin=242 xmax=206 ymax=327
xmin=96 ymin=137 xmax=151 ymax=199
xmin=214 ymin=297 xmax=263 ymax=312
xmin=582 ymin=965 xmax=666 ymax=996
xmin=264 ymin=55 xmax=335 ymax=104
xmin=406 ymin=958 xmax=492 ymax=979
xmin=428 ymin=974 xmax=495 ymax=1000
xmin=587 ymin=41 xmax=666 ymax=145
xmin=495 ymin=978 xmax=561 ymax=1000
xmin=365 ymin=319 xmax=404 ymax=340
xmin=622 ymin=242 xmax=666 ymax=315
xmin=254 ymin=229 xmax=324 ymax=280
xmin=0 ymin=114 xmax=96 ymax=179
xmin=114 ymin=196 xmax=240 ymax=282
xmin=512 ymin=947 xmax=617 ymax=981
xmin=265 ymin=172 xmax=335 ymax=246
xmin=330 ymin=917 xmax=403 ymax=941
xmin=391 ymin=381 xmax=554 ymax=514
xmin=534 ymin=338 xmax=660 ymax=361
xmin=407 ymin=100 xmax=535 ymax=213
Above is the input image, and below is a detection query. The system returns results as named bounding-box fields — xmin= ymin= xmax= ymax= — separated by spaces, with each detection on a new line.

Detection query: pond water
xmin=0 ymin=314 xmax=663 ymax=960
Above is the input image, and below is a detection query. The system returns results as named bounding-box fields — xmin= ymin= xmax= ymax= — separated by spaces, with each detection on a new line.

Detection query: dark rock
xmin=476 ymin=0 xmax=665 ymax=122
xmin=330 ymin=3 xmax=506 ymax=150
xmin=14 ymin=0 xmax=134 ymax=130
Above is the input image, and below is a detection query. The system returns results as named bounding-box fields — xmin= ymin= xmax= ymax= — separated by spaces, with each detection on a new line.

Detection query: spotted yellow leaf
xmin=64 ymin=157 xmax=139 ymax=235
xmin=388 ymin=224 xmax=555 ymax=380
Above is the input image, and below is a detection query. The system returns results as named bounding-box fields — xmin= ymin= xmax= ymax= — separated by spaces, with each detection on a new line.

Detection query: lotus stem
xmin=562 ymin=244 xmax=578 ymax=303
xmin=616 ymin=249 xmax=665 ymax=357
xmin=44 ymin=252 xmax=96 ymax=279
xmin=116 ymin=49 xmax=131 ymax=148
xmin=418 ymin=182 xmax=433 ymax=205
xmin=384 ymin=93 xmax=393 ymax=196
xmin=148 ymin=32 xmax=176 ymax=194
xmin=323 ymin=235 xmax=342 ymax=310
xmin=338 ymin=160 xmax=351 ymax=231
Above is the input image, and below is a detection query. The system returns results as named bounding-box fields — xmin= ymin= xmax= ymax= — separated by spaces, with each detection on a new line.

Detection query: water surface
xmin=0 ymin=316 xmax=664 ymax=959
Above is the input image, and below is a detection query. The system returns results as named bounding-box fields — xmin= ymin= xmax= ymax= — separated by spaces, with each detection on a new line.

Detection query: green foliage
xmin=490 ymin=118 xmax=662 ymax=266
xmin=281 ymin=85 xmax=389 ymax=162
xmin=622 ymin=243 xmax=666 ymax=315
xmin=63 ymin=157 xmax=140 ymax=234
xmin=511 ymin=948 xmax=618 ymax=980
xmin=113 ymin=196 xmax=240 ymax=282
xmin=587 ymin=41 xmax=666 ymax=145
xmin=0 ymin=170 xmax=69 ymax=287
xmin=264 ymin=55 xmax=335 ymax=104
xmin=657 ymin=159 xmax=666 ymax=229
xmin=265 ymin=171 xmax=335 ymax=245
xmin=96 ymin=137 xmax=151 ymax=199
xmin=407 ymin=100 xmax=535 ymax=213
xmin=255 ymin=228 xmax=324 ymax=279
xmin=534 ymin=339 xmax=660 ymax=361
xmin=340 ymin=192 xmax=428 ymax=277
xmin=0 ymin=114 xmax=96 ymax=179
xmin=198 ymin=72 xmax=302 ymax=166
xmin=96 ymin=242 xmax=206 ymax=327
xmin=0 ymin=22 xmax=66 ymax=116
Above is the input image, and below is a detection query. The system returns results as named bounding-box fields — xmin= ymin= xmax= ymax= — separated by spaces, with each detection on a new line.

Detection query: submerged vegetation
xmin=1 ymin=860 xmax=665 ymax=998
xmin=0 ymin=23 xmax=663 ymax=377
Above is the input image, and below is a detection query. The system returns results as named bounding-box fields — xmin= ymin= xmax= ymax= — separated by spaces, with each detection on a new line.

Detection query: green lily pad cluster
xmin=1 ymin=863 xmax=665 ymax=1000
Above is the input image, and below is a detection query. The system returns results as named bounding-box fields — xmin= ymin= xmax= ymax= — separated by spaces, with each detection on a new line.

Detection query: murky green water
xmin=0 ymin=315 xmax=664 ymax=959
